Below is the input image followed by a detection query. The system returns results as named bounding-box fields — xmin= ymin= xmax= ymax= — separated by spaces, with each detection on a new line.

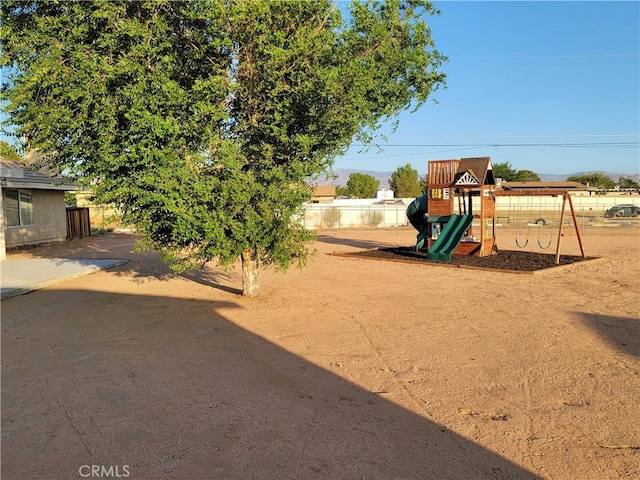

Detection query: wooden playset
xmin=428 ymin=157 xmax=496 ymax=258
xmin=407 ymin=157 xmax=586 ymax=264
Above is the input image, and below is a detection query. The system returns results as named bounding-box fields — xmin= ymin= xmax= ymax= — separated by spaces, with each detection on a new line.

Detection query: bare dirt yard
xmin=2 ymin=225 xmax=639 ymax=480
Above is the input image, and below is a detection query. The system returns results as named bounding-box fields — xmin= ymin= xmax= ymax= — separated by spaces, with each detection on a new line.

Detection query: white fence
xmin=496 ymin=194 xmax=639 ymax=213
xmin=495 ymin=195 xmax=640 ymax=227
xmin=302 ymin=203 xmax=410 ymax=229
xmin=303 ymin=194 xmax=640 ymax=229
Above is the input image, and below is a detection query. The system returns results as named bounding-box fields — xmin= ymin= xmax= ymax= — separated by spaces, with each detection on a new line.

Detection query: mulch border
xmin=330 ymin=248 xmax=604 ymax=276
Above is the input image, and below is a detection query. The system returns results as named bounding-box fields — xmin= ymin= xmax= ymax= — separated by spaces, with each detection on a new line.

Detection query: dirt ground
xmin=2 ymin=225 xmax=639 ymax=480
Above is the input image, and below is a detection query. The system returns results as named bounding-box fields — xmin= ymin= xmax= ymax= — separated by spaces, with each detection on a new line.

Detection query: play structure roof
xmin=454 ymin=157 xmax=495 ymax=186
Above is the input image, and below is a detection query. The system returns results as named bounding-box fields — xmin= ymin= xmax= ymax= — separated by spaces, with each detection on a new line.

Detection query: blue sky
xmin=2 ymin=2 xmax=638 ymax=176
xmin=335 ymin=1 xmax=640 ymax=175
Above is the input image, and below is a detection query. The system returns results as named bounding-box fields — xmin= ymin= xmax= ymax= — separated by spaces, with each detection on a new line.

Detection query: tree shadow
xmin=315 ymin=233 xmax=403 ymax=250
xmin=2 ymin=288 xmax=541 ymax=480
xmin=577 ymin=312 xmax=640 ymax=358
xmin=181 ymin=269 xmax=243 ymax=296
xmin=5 ymin=233 xmax=243 ymax=294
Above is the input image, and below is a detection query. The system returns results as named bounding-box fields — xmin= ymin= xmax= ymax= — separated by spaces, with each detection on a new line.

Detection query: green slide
xmin=406 ymin=194 xmax=430 ymax=251
xmin=427 ymin=214 xmax=474 ymax=262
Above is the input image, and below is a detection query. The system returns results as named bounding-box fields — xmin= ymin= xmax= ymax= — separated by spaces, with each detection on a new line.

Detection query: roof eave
xmin=1 ymin=180 xmax=78 ymax=191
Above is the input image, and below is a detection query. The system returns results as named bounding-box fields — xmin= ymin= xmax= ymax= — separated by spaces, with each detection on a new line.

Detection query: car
xmin=604 ymin=204 xmax=640 ymax=218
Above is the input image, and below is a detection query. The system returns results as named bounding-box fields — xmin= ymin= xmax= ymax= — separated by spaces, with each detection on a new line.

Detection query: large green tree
xmin=419 ymin=174 xmax=428 ymax=194
xmin=493 ymin=161 xmax=541 ymax=183
xmin=346 ymin=172 xmax=380 ymax=198
xmin=492 ymin=161 xmax=519 ymax=182
xmin=335 ymin=185 xmax=350 ymax=198
xmin=514 ymin=169 xmax=541 ymax=182
xmin=567 ymin=173 xmax=615 ymax=190
xmin=617 ymin=176 xmax=640 ymax=189
xmin=389 ymin=163 xmax=422 ymax=198
xmin=1 ymin=0 xmax=446 ymax=296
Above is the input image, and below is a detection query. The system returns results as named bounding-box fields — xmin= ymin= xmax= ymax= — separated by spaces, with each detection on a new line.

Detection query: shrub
xmin=361 ymin=209 xmax=384 ymax=227
xmin=323 ymin=207 xmax=341 ymax=228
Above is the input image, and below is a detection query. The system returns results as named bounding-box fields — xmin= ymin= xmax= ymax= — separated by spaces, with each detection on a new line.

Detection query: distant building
xmin=376 ymin=189 xmax=394 ymax=200
xmin=501 ymin=181 xmax=587 ymax=192
xmin=310 ymin=185 xmax=336 ymax=203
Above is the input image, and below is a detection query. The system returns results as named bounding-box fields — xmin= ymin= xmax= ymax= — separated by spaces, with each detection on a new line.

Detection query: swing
xmin=514 ymin=196 xmax=530 ymax=248
xmin=537 ymin=197 xmax=557 ymax=249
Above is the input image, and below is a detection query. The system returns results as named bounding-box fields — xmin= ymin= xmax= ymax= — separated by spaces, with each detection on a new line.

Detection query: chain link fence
xmin=302 ymin=195 xmax=640 ymax=230
xmin=494 ymin=195 xmax=640 ymax=229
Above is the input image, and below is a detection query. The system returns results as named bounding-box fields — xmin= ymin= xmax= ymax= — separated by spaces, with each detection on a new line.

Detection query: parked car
xmin=604 ymin=204 xmax=640 ymax=218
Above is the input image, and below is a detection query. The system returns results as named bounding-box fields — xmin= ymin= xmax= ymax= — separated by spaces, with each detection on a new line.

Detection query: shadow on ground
xmin=2 ymin=287 xmax=540 ymax=480
xmin=315 ymin=233 xmax=404 ymax=250
xmin=578 ymin=312 xmax=640 ymax=359
xmin=7 ymin=234 xmax=242 ymax=293
xmin=181 ymin=269 xmax=243 ymax=296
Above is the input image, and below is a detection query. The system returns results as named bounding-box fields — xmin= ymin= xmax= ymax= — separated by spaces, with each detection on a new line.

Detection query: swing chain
xmin=537 ymin=198 xmax=557 ymax=249
xmin=515 ymin=205 xmax=529 ymax=248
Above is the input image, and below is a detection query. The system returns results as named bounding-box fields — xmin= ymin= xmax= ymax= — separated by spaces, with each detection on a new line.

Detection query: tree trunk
xmin=241 ymin=248 xmax=260 ymax=297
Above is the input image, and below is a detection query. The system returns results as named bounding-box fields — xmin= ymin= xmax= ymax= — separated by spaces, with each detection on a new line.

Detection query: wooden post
xmin=555 ymin=193 xmax=568 ymax=264
xmin=480 ymin=189 xmax=485 ymax=244
xmin=567 ymin=193 xmax=586 ymax=258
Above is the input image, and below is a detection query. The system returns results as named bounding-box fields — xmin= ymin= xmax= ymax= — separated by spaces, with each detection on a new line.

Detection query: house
xmin=310 ymin=185 xmax=336 ymax=203
xmin=0 ymin=159 xmax=78 ymax=260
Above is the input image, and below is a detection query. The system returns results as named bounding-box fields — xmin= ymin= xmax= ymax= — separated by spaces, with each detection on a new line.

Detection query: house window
xmin=3 ymin=188 xmax=34 ymax=226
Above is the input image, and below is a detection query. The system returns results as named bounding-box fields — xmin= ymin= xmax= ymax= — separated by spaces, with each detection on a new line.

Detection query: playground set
xmin=407 ymin=157 xmax=586 ymax=264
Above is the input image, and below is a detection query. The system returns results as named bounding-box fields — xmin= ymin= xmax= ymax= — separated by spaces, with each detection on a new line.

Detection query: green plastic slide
xmin=406 ymin=194 xmax=430 ymax=251
xmin=427 ymin=214 xmax=474 ymax=262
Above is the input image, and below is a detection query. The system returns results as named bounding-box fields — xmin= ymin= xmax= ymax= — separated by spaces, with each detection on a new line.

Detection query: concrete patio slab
xmin=0 ymin=258 xmax=129 ymax=299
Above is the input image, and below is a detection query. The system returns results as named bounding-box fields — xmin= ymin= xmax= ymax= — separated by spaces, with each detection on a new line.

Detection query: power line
xmin=342 ymin=142 xmax=639 ymax=162
xmin=380 ymin=133 xmax=640 ymax=140
xmin=351 ymin=141 xmax=639 ymax=148
xmin=450 ymin=53 xmax=640 ymax=60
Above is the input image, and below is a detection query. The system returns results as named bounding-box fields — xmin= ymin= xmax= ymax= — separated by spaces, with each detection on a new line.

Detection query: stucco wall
xmin=4 ymin=189 xmax=67 ymax=248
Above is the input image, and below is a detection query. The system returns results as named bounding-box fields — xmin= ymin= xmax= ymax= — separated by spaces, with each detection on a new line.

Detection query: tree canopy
xmin=617 ymin=177 xmax=640 ymax=189
xmin=492 ymin=161 xmax=519 ymax=182
xmin=1 ymin=0 xmax=446 ymax=296
xmin=0 ymin=140 xmax=22 ymax=163
xmin=389 ymin=163 xmax=422 ymax=198
xmin=346 ymin=172 xmax=380 ymax=198
xmin=419 ymin=174 xmax=428 ymax=195
xmin=567 ymin=173 xmax=615 ymax=190
xmin=514 ymin=169 xmax=541 ymax=182
xmin=334 ymin=185 xmax=347 ymax=197
xmin=493 ymin=161 xmax=541 ymax=183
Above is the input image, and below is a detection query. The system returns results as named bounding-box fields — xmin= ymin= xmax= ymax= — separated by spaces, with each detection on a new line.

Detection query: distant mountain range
xmin=314 ymin=168 xmax=640 ymax=187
